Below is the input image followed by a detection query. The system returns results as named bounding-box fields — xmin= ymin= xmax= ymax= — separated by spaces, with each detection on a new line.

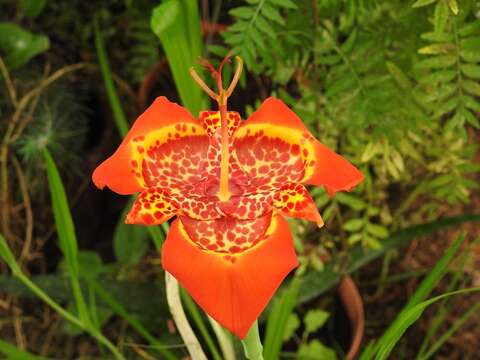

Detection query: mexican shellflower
xmin=92 ymin=57 xmax=363 ymax=338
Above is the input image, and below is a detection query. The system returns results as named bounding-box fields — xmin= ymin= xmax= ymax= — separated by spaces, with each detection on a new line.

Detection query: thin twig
xmin=11 ymin=156 xmax=33 ymax=266
xmin=0 ymin=56 xmax=17 ymax=106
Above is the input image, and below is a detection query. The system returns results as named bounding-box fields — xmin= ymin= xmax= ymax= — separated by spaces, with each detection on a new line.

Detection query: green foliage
xmin=0 ymin=22 xmax=49 ymax=69
xmin=151 ymin=0 xmax=205 ymax=114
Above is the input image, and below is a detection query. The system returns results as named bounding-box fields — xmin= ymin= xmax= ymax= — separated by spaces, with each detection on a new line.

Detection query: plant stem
xmin=165 ymin=271 xmax=207 ymax=360
xmin=208 ymin=316 xmax=236 ymax=360
xmin=241 ymin=321 xmax=264 ymax=360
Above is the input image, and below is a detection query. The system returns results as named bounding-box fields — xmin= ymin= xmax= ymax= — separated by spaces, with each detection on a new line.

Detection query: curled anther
xmin=189 ymin=67 xmax=218 ymax=101
xmin=225 ymin=56 xmax=243 ymax=98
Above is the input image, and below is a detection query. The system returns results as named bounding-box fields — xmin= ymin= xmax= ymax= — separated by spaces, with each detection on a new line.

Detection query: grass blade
xmin=93 ymin=15 xmax=129 ymax=137
xmin=263 ymin=272 xmax=303 ymax=360
xmin=0 ymin=339 xmax=50 ymax=360
xmin=360 ymin=233 xmax=466 ymax=360
xmin=42 ymin=148 xmax=90 ymax=325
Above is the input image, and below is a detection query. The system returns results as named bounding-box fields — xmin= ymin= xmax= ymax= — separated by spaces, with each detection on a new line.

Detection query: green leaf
xmin=421 ymin=32 xmax=454 ymax=42
xmin=261 ymin=3 xmax=285 ymax=25
xmin=264 ymin=274 xmax=303 ymax=360
xmin=461 ymin=79 xmax=480 ymax=97
xmin=0 ymin=22 xmax=49 ymax=69
xmin=366 ymin=223 xmax=389 ymax=239
xmin=229 ymin=6 xmax=255 ymax=19
xmin=343 ymin=219 xmax=365 ymax=232
xmin=434 ymin=1 xmax=449 ymax=33
xmin=270 ymin=0 xmax=297 ymax=9
xmin=150 ymin=0 xmax=179 ymax=36
xmin=370 ymin=287 xmax=480 ymax=360
xmin=418 ymin=43 xmax=455 ymax=54
xmin=335 ymin=192 xmax=368 ymax=211
xmin=114 ymin=201 xmax=150 ymax=265
xmin=363 ymin=234 xmax=468 ymax=360
xmin=460 ymin=37 xmax=480 ymax=51
xmin=386 ymin=61 xmax=412 ymax=89
xmin=256 ymin=15 xmax=276 ymax=38
xmin=283 ymin=313 xmax=300 ymax=341
xmin=415 ymin=55 xmax=456 ymax=69
xmin=298 ymin=340 xmax=337 ymax=360
xmin=457 ymin=20 xmax=480 ymax=37
xmin=447 ymin=0 xmax=458 ymax=14
xmin=461 ymin=107 xmax=480 ymax=128
xmin=0 ymin=339 xmax=49 ymax=360
xmin=418 ymin=70 xmax=456 ymax=84
xmin=19 ymin=0 xmax=47 ymax=17
xmin=298 ymin=214 xmax=480 ymax=305
xmin=304 ymin=309 xmax=330 ymax=336
xmin=412 ymin=0 xmax=437 ymax=8
xmin=0 ymin=235 xmax=21 ymax=275
xmin=461 ymin=95 xmax=480 ymax=112
xmin=461 ymin=64 xmax=480 ymax=79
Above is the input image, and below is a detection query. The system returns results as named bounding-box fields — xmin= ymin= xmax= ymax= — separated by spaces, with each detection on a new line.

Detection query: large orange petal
xmin=233 ymin=97 xmax=363 ymax=195
xmin=92 ymin=97 xmax=208 ymax=195
xmin=161 ymin=213 xmax=298 ymax=338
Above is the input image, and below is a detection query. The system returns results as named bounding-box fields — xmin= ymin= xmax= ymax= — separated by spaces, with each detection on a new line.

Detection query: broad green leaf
xmin=150 ymin=0 xmax=179 ymax=35
xmin=19 ymin=0 xmax=47 ymax=17
xmin=0 ymin=22 xmax=49 ymax=69
xmin=298 ymin=340 xmax=337 ymax=360
xmin=304 ymin=309 xmax=330 ymax=336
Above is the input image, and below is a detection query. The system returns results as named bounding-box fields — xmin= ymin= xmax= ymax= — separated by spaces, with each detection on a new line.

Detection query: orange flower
xmin=92 ymin=96 xmax=363 ymax=338
xmin=93 ymin=57 xmax=363 ymax=338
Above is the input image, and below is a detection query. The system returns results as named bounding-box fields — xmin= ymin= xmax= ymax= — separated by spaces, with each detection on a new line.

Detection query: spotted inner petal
xmin=179 ymin=213 xmax=272 ymax=255
xmin=273 ymin=183 xmax=324 ymax=227
xmin=233 ymin=125 xmax=316 ymax=189
xmin=129 ymin=123 xmax=209 ymax=191
xmin=126 ymin=188 xmax=178 ymax=225
xmin=199 ymin=111 xmax=241 ymax=137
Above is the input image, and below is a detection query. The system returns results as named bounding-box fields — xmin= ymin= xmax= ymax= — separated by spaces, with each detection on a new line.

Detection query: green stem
xmin=242 ymin=321 xmax=264 ymax=360
xmin=208 ymin=316 xmax=236 ymax=360
xmin=93 ymin=15 xmax=129 ymax=137
xmin=165 ymin=272 xmax=207 ymax=360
